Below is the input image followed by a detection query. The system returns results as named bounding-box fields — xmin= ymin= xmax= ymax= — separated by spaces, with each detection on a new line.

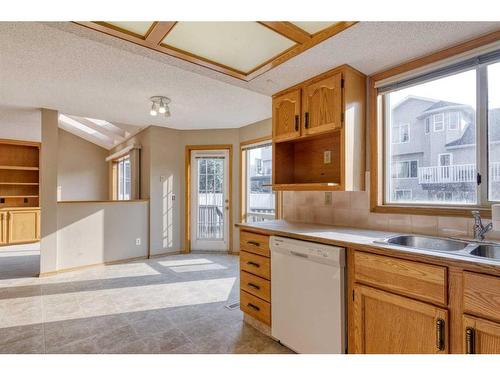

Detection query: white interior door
xmin=190 ymin=150 xmax=229 ymax=251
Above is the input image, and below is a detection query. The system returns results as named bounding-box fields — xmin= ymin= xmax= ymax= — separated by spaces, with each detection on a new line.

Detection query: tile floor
xmin=0 ymin=244 xmax=292 ymax=354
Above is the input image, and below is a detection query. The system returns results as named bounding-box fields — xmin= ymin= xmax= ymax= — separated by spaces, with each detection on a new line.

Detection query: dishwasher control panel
xmin=271 ymin=236 xmax=345 ymax=266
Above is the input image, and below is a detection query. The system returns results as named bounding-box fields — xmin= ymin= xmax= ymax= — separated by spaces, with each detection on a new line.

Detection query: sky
xmin=388 ymin=61 xmax=500 ymax=110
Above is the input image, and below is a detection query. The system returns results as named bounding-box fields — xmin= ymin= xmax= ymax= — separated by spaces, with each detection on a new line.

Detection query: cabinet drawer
xmin=240 ymin=290 xmax=271 ymax=326
xmin=464 ymin=272 xmax=500 ymax=322
xmin=240 ymin=271 xmax=271 ymax=302
xmin=240 ymin=230 xmax=270 ymax=257
xmin=354 ymin=251 xmax=447 ymax=306
xmin=240 ymin=251 xmax=270 ymax=280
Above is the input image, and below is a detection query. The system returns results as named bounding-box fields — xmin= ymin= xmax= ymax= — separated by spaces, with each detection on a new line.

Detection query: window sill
xmin=371 ymin=204 xmax=491 ymax=219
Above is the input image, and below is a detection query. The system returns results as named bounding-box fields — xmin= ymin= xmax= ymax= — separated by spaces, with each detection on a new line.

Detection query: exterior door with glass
xmin=190 ymin=150 xmax=230 ymax=251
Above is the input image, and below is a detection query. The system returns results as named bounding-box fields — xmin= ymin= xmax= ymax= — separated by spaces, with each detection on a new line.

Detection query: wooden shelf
xmin=0 ymin=182 xmax=39 ymax=185
xmin=272 ymin=183 xmax=340 ymax=191
xmin=0 ymin=165 xmax=39 ymax=171
xmin=0 ymin=195 xmax=39 ymax=198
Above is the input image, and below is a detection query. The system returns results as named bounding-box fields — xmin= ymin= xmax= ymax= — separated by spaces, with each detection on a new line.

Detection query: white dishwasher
xmin=270 ymin=236 xmax=346 ymax=354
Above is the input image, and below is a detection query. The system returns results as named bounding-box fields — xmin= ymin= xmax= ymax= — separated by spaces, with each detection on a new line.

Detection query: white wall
xmin=108 ymin=119 xmax=272 ymax=256
xmin=0 ymin=105 xmax=41 ymax=142
xmin=57 ymin=129 xmax=109 ymax=201
xmin=57 ymin=201 xmax=149 ymax=270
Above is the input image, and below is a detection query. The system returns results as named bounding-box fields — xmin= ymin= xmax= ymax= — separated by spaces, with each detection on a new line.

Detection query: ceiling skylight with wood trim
xmin=74 ymin=21 xmax=357 ymax=81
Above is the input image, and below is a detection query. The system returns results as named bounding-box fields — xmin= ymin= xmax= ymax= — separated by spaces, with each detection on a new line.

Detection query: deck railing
xmin=418 ymin=163 xmax=500 ymax=184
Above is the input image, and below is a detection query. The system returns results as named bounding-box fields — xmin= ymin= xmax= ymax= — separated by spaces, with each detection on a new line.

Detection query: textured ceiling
xmin=1 ymin=22 xmax=499 ymax=131
xmin=0 ymin=22 xmax=271 ymax=130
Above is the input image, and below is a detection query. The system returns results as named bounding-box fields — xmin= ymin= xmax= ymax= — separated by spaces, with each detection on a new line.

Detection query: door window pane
xmin=488 ymin=61 xmax=500 ymax=201
xmin=245 ymin=144 xmax=275 ymax=222
xmin=117 ymin=155 xmax=131 ymax=200
xmin=197 ymin=157 xmax=224 ymax=239
xmin=385 ymin=69 xmax=477 ymax=205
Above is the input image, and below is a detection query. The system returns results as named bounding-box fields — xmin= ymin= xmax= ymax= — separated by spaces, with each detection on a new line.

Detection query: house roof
xmin=446 ymin=108 xmax=500 ymax=147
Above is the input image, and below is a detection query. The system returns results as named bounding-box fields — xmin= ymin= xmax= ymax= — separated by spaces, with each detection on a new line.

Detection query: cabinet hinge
xmin=477 ymin=173 xmax=482 ymax=185
xmin=341 ymin=78 xmax=345 ymax=88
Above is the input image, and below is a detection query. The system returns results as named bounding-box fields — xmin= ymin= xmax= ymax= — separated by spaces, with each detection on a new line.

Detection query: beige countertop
xmin=236 ymin=220 xmax=500 ymax=269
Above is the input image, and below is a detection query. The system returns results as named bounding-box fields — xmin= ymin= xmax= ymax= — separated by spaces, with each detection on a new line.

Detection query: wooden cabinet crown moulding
xmin=271 ymin=64 xmax=366 ymax=192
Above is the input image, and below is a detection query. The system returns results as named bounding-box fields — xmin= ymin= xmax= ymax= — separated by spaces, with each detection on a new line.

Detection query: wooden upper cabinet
xmin=302 ymin=72 xmax=343 ymax=135
xmin=463 ymin=315 xmax=500 ymax=354
xmin=352 ymin=284 xmax=449 ymax=354
xmin=272 ymin=89 xmax=301 ymax=142
xmin=271 ymin=65 xmax=366 ymax=191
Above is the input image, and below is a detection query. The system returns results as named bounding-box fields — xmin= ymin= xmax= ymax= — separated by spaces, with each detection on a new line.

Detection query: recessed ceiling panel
xmin=291 ymin=22 xmax=337 ymax=35
xmin=106 ymin=22 xmax=154 ymax=37
xmin=162 ymin=22 xmax=296 ymax=73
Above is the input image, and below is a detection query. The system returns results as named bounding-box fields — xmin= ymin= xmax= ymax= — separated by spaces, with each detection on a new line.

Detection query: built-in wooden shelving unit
xmin=0 ymin=139 xmax=40 ymax=208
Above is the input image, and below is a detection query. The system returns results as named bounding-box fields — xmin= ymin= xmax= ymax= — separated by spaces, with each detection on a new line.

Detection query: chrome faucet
xmin=472 ymin=210 xmax=493 ymax=241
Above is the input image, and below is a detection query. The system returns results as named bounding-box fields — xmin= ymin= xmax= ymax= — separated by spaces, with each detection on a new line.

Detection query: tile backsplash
xmin=282 ymin=172 xmax=500 ymax=241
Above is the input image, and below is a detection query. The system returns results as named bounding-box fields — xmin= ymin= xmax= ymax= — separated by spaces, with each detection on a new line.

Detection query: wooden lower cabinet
xmin=239 ymin=230 xmax=271 ymax=327
xmin=463 ymin=315 xmax=500 ymax=354
xmin=352 ymin=284 xmax=449 ymax=354
xmin=0 ymin=209 xmax=40 ymax=246
xmin=0 ymin=212 xmax=7 ymax=245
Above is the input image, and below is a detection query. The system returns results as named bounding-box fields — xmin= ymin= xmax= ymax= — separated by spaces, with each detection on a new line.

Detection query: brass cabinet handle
xmin=247 ymin=282 xmax=260 ymax=290
xmin=247 ymin=240 xmax=260 ymax=247
xmin=247 ymin=303 xmax=260 ymax=311
xmin=304 ymin=112 xmax=309 ymax=129
xmin=294 ymin=115 xmax=299 ymax=131
xmin=436 ymin=319 xmax=445 ymax=351
xmin=247 ymin=261 xmax=260 ymax=268
xmin=465 ymin=327 xmax=475 ymax=354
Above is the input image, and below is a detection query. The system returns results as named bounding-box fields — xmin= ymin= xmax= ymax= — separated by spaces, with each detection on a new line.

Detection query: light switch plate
xmin=136 ymin=238 xmax=141 ymax=246
xmin=324 ymin=150 xmax=332 ymax=164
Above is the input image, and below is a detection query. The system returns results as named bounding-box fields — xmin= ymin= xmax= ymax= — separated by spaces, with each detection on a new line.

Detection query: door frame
xmin=185 ymin=144 xmax=233 ymax=254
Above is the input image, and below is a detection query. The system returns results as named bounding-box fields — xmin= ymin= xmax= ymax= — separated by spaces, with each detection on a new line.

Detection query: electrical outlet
xmin=324 ymin=150 xmax=332 ymax=164
xmin=135 ymin=238 xmax=141 ymax=246
xmin=324 ymin=192 xmax=333 ymax=206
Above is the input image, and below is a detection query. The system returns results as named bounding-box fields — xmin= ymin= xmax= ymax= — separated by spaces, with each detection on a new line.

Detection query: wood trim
xmin=240 ymin=135 xmax=272 ymax=148
xmin=369 ymin=30 xmax=500 ymax=218
xmin=0 ymin=138 xmax=41 ymax=147
xmin=57 ymin=199 xmax=149 ymax=204
xmin=185 ymin=144 xmax=233 ymax=254
xmin=246 ymin=22 xmax=358 ymax=81
xmin=258 ymin=21 xmax=311 ymax=44
xmin=144 ymin=21 xmax=177 ymax=45
xmin=370 ymin=29 xmax=500 ymax=82
xmin=73 ymin=21 xmax=357 ymax=82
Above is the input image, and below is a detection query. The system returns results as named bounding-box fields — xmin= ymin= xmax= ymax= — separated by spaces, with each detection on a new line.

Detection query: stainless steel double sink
xmin=375 ymin=234 xmax=500 ymax=260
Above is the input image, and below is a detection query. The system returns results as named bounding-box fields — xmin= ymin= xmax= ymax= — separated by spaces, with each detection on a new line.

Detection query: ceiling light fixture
xmin=150 ymin=96 xmax=171 ymax=118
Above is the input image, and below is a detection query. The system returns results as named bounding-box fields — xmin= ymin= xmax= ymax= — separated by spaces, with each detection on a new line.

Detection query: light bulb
xmin=159 ymin=104 xmax=167 ymax=114
xmin=150 ymin=102 xmax=158 ymax=116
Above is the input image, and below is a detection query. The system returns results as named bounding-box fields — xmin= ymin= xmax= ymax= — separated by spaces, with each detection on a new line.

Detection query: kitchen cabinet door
xmin=272 ymin=89 xmax=301 ymax=142
xmin=463 ymin=315 xmax=500 ymax=354
xmin=352 ymin=284 xmax=449 ymax=354
xmin=0 ymin=212 xmax=7 ymax=245
xmin=8 ymin=210 xmax=39 ymax=244
xmin=302 ymin=72 xmax=342 ymax=136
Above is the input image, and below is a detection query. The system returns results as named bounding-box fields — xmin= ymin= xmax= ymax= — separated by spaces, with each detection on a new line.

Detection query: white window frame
xmin=438 ymin=153 xmax=453 ymax=166
xmin=392 ymin=160 xmax=419 ymax=179
xmin=392 ymin=123 xmax=410 ymax=144
xmin=446 ymin=112 xmax=459 ymax=130
xmin=116 ymin=155 xmax=131 ymax=201
xmin=433 ymin=113 xmax=444 ymax=131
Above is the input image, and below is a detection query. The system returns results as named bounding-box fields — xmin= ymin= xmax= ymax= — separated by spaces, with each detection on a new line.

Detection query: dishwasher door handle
xmin=290 ymin=250 xmax=308 ymax=258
